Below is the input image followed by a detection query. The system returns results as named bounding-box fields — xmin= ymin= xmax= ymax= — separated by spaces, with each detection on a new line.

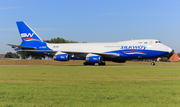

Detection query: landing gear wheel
xmin=83 ymin=62 xmax=88 ymax=65
xmin=151 ymin=62 xmax=155 ymax=66
xmin=90 ymin=63 xmax=95 ymax=65
xmin=83 ymin=62 xmax=95 ymax=66
xmin=98 ymin=62 xmax=106 ymax=66
xmin=151 ymin=59 xmax=156 ymax=66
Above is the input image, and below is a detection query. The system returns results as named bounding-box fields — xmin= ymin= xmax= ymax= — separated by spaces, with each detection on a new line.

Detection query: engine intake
xmin=54 ymin=54 xmax=70 ymax=61
xmin=86 ymin=56 xmax=103 ymax=63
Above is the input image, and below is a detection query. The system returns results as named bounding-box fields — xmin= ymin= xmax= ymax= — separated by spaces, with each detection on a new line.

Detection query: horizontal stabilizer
xmin=18 ymin=50 xmax=57 ymax=53
xmin=6 ymin=44 xmax=36 ymax=49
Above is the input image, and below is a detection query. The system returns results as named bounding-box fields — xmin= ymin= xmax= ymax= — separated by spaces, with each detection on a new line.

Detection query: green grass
xmin=0 ymin=66 xmax=180 ymax=107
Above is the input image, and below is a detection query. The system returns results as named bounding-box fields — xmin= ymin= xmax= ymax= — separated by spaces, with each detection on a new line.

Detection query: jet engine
xmin=54 ymin=54 xmax=70 ymax=61
xmin=86 ymin=54 xmax=103 ymax=63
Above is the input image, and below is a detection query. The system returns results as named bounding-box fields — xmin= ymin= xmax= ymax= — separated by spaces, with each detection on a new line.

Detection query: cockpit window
xmin=155 ymin=41 xmax=161 ymax=43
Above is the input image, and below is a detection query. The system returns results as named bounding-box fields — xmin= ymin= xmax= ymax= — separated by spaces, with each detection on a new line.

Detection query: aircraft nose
xmin=168 ymin=48 xmax=173 ymax=53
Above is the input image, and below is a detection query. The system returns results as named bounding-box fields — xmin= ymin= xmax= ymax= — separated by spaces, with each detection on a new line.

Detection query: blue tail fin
xmin=16 ymin=21 xmax=45 ymax=45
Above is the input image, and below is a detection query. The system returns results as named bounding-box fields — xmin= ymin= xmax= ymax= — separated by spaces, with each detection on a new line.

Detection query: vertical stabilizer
xmin=16 ymin=21 xmax=45 ymax=44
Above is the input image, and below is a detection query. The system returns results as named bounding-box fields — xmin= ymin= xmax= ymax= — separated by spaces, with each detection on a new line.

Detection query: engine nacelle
xmin=86 ymin=56 xmax=103 ymax=63
xmin=54 ymin=54 xmax=70 ymax=61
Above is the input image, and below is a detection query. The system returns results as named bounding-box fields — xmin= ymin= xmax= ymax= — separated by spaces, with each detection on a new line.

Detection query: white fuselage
xmin=46 ymin=39 xmax=172 ymax=54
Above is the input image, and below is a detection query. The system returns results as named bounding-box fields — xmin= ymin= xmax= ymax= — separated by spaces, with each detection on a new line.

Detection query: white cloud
xmin=0 ymin=7 xmax=17 ymax=10
xmin=0 ymin=28 xmax=56 ymax=31
xmin=33 ymin=28 xmax=56 ymax=31
xmin=101 ymin=12 xmax=118 ymax=16
xmin=119 ymin=13 xmax=180 ymax=17
xmin=0 ymin=28 xmax=16 ymax=31
xmin=162 ymin=14 xmax=180 ymax=16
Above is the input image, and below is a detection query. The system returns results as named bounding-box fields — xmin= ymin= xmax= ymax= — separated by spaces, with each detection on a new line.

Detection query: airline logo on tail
xmin=21 ymin=33 xmax=40 ymax=41
xmin=21 ymin=33 xmax=34 ymax=37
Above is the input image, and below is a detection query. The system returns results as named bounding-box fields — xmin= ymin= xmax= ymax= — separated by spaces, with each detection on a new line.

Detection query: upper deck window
xmin=155 ymin=41 xmax=161 ymax=43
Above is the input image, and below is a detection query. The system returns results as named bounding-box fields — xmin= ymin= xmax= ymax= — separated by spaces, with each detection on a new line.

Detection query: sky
xmin=0 ymin=0 xmax=180 ymax=54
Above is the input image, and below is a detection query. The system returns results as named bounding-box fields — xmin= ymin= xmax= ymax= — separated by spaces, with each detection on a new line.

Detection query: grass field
xmin=1 ymin=66 xmax=180 ymax=107
xmin=1 ymin=59 xmax=180 ymax=66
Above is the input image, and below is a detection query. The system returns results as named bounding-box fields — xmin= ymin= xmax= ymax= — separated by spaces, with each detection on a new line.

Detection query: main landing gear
xmin=98 ymin=62 xmax=106 ymax=66
xmin=83 ymin=62 xmax=106 ymax=66
xmin=83 ymin=62 xmax=95 ymax=65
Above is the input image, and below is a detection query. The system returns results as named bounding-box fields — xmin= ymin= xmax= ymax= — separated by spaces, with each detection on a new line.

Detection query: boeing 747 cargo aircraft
xmin=7 ymin=21 xmax=172 ymax=66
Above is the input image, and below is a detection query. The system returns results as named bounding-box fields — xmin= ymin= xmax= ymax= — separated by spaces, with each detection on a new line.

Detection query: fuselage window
xmin=155 ymin=41 xmax=161 ymax=43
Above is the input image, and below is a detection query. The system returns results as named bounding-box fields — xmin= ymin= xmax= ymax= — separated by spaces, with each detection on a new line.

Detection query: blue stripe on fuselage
xmin=105 ymin=49 xmax=169 ymax=59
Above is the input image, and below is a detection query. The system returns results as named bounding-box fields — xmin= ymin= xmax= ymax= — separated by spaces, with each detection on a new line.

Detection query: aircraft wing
xmin=7 ymin=44 xmax=36 ymax=50
xmin=61 ymin=51 xmax=119 ymax=58
xmin=18 ymin=50 xmax=57 ymax=53
xmin=9 ymin=47 xmax=119 ymax=57
xmin=91 ymin=52 xmax=119 ymax=58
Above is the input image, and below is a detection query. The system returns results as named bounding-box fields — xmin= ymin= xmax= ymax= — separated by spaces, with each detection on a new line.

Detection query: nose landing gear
xmin=151 ymin=59 xmax=155 ymax=66
xmin=151 ymin=62 xmax=155 ymax=66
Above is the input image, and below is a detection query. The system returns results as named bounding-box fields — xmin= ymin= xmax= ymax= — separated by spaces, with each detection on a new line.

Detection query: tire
xmin=98 ymin=62 xmax=106 ymax=66
xmin=83 ymin=62 xmax=95 ymax=66
xmin=83 ymin=62 xmax=88 ymax=65
xmin=151 ymin=62 xmax=155 ymax=66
